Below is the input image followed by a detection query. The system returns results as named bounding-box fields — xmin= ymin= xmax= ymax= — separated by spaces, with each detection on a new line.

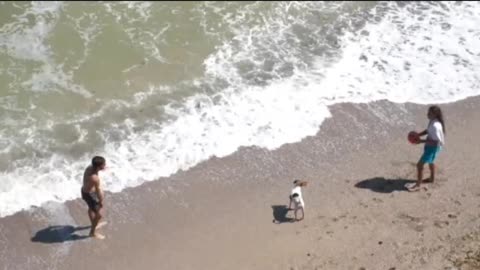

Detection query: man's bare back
xmin=82 ymin=165 xmax=99 ymax=194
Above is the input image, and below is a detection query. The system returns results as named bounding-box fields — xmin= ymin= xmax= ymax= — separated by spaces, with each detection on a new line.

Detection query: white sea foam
xmin=65 ymin=8 xmax=103 ymax=71
xmin=22 ymin=64 xmax=92 ymax=97
xmin=0 ymin=2 xmax=62 ymax=62
xmin=314 ymin=1 xmax=480 ymax=105
xmin=1 ymin=2 xmax=480 ymax=217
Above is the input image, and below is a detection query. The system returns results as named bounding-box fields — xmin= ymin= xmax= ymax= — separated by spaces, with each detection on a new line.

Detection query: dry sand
xmin=2 ymin=97 xmax=480 ymax=270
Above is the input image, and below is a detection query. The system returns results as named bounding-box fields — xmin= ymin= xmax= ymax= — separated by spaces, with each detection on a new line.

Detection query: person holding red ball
xmin=407 ymin=106 xmax=446 ymax=192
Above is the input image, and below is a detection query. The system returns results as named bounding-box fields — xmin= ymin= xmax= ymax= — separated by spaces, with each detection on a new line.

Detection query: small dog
xmin=288 ymin=180 xmax=307 ymax=221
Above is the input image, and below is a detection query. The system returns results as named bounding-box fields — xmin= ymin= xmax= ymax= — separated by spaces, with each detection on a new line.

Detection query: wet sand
xmin=2 ymin=96 xmax=480 ymax=270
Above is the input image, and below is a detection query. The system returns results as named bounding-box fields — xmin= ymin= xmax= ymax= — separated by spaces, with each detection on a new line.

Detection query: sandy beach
xmin=2 ymin=96 xmax=480 ymax=270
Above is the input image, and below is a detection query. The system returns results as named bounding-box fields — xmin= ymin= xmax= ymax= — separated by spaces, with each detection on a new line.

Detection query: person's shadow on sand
xmin=31 ymin=225 xmax=91 ymax=244
xmin=271 ymin=205 xmax=294 ymax=224
xmin=355 ymin=177 xmax=416 ymax=193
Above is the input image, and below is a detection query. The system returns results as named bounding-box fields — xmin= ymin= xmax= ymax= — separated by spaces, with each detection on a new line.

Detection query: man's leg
xmin=88 ymin=209 xmax=95 ymax=225
xmin=90 ymin=208 xmax=105 ymax=239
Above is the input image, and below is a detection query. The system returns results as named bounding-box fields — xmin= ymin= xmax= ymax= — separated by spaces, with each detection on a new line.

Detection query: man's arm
xmin=93 ymin=175 xmax=104 ymax=206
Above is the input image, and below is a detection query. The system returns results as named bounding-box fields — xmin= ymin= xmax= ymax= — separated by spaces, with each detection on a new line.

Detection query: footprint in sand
xmin=447 ymin=214 xmax=458 ymax=219
xmin=331 ymin=214 xmax=349 ymax=223
xmin=433 ymin=220 xmax=450 ymax=229
xmin=398 ymin=213 xmax=421 ymax=223
xmin=360 ymin=202 xmax=369 ymax=208
xmin=398 ymin=213 xmax=425 ymax=232
xmin=419 ymin=192 xmax=432 ymax=200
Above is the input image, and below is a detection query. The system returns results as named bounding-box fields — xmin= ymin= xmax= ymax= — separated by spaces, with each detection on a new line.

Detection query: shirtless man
xmin=81 ymin=156 xmax=106 ymax=239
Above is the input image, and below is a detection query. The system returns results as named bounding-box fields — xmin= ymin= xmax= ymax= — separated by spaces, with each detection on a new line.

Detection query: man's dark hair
xmin=92 ymin=156 xmax=106 ymax=169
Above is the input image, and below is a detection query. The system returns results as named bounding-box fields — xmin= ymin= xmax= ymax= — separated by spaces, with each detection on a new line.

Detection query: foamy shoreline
xmin=2 ymin=96 xmax=480 ymax=270
xmin=3 ymin=2 xmax=480 ymax=218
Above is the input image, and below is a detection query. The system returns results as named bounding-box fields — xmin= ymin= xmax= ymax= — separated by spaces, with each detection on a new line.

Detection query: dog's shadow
xmin=355 ymin=177 xmax=416 ymax=193
xmin=271 ymin=205 xmax=294 ymax=224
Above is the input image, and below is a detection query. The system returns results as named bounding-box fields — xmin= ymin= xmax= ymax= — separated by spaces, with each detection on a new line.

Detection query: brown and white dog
xmin=288 ymin=180 xmax=308 ymax=221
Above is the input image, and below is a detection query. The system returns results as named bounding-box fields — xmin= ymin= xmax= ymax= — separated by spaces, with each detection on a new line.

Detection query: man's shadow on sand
xmin=355 ymin=177 xmax=416 ymax=193
xmin=31 ymin=225 xmax=91 ymax=244
xmin=271 ymin=205 xmax=294 ymax=224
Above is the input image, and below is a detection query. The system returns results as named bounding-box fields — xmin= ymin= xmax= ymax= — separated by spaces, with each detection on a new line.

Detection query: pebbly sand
xmin=1 ymin=96 xmax=480 ymax=270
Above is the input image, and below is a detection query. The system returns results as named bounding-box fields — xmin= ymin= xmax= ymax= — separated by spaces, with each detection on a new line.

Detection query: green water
xmin=3 ymin=1 xmax=478 ymax=218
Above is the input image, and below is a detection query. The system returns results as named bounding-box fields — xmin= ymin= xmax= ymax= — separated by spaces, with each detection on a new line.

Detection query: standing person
xmin=407 ymin=106 xmax=445 ymax=192
xmin=288 ymin=180 xmax=308 ymax=221
xmin=81 ymin=156 xmax=107 ymax=239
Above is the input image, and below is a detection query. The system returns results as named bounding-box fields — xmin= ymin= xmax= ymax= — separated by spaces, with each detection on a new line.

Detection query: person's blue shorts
xmin=420 ymin=145 xmax=441 ymax=164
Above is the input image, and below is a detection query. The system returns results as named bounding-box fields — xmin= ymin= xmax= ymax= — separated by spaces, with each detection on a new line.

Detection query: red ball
xmin=408 ymin=131 xmax=419 ymax=144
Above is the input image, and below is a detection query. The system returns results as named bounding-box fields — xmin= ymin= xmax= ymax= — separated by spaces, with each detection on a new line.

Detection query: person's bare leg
xmin=294 ymin=208 xmax=298 ymax=222
xmin=89 ymin=208 xmax=105 ymax=239
xmin=408 ymin=161 xmax=424 ymax=191
xmin=428 ymin=163 xmax=435 ymax=183
xmin=288 ymin=198 xmax=292 ymax=211
xmin=88 ymin=209 xmax=94 ymax=225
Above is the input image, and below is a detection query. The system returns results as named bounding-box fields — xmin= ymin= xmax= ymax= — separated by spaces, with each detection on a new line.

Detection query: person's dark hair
xmin=293 ymin=179 xmax=300 ymax=185
xmin=429 ymin=105 xmax=446 ymax=135
xmin=292 ymin=193 xmax=299 ymax=198
xmin=92 ymin=156 xmax=106 ymax=169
